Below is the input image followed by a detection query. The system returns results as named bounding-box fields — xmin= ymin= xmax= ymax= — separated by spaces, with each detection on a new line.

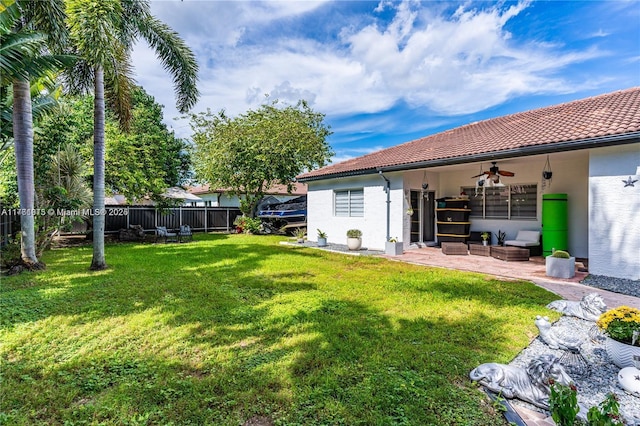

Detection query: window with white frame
xmin=334 ymin=189 xmax=364 ymax=217
xmin=461 ymin=184 xmax=537 ymax=219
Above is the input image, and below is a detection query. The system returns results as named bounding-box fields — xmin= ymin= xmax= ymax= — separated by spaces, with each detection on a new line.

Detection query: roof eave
xmin=378 ymin=133 xmax=640 ymax=173
xmin=300 ymin=133 xmax=640 ymax=182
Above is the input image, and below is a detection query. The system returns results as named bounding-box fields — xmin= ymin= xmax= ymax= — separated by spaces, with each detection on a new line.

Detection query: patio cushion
xmin=504 ymin=230 xmax=540 ymax=247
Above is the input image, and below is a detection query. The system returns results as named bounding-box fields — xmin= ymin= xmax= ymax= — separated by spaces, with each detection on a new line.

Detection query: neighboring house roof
xmin=163 ymin=187 xmax=202 ymax=201
xmin=298 ymin=87 xmax=640 ymax=182
xmin=188 ymin=183 xmax=307 ymax=196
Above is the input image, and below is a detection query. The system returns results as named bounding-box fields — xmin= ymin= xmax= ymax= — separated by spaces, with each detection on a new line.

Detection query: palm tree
xmin=1 ymin=0 xmax=70 ymax=269
xmin=65 ymin=0 xmax=199 ymax=270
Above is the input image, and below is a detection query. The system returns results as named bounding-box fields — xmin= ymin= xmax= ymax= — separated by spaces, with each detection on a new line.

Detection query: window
xmin=461 ymin=184 xmax=537 ymax=219
xmin=334 ymin=189 xmax=364 ymax=217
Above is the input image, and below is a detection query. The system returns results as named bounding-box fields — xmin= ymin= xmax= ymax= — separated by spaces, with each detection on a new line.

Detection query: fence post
xmin=204 ymin=206 xmax=207 ymax=233
xmin=179 ymin=206 xmax=183 ymax=226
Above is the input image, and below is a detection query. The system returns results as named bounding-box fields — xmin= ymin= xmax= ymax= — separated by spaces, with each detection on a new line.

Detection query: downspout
xmin=378 ymin=171 xmax=391 ymax=242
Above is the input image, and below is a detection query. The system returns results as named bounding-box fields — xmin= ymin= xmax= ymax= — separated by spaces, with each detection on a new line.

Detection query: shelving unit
xmin=436 ymin=198 xmax=471 ymax=244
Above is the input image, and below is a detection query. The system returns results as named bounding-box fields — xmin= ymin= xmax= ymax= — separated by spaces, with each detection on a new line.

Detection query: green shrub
xmin=0 ymin=238 xmax=21 ymax=269
xmin=346 ymin=229 xmax=362 ymax=238
xmin=549 ymin=382 xmax=623 ymax=425
xmin=233 ymin=216 xmax=263 ymax=234
xmin=551 ymin=250 xmax=570 ymax=259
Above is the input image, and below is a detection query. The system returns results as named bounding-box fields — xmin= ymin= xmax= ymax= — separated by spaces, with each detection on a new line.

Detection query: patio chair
xmin=178 ymin=224 xmax=193 ymax=242
xmin=155 ymin=226 xmax=178 ymax=243
xmin=504 ymin=230 xmax=541 ymax=256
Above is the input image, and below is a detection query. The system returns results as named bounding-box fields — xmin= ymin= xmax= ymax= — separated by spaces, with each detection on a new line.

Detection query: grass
xmin=0 ymin=234 xmax=560 ymax=425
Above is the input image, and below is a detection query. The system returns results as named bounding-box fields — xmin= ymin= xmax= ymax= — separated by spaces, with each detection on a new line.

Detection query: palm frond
xmin=137 ymin=16 xmax=199 ymax=113
xmin=118 ymin=0 xmax=150 ymax=50
xmin=0 ymin=0 xmax=20 ymax=33
xmin=17 ymin=0 xmax=68 ymax=50
xmin=66 ymin=0 xmax=123 ymax=66
xmin=104 ymin=45 xmax=134 ymax=130
xmin=62 ymin=58 xmax=94 ymax=95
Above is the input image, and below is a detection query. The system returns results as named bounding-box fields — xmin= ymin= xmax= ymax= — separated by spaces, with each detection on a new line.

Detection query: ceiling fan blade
xmin=470 ymin=173 xmax=486 ymax=178
xmin=498 ymin=170 xmax=515 ymax=177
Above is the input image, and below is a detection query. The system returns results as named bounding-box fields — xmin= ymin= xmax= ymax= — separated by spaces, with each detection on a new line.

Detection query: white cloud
xmin=133 ymin=0 xmax=611 ymax=138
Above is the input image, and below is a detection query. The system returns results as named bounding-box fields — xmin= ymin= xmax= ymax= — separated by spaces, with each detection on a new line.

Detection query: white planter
xmin=545 ymin=256 xmax=576 ymax=279
xmin=317 ymin=237 xmax=327 ymax=247
xmin=482 ymin=240 xmax=488 ymax=246
xmin=385 ymin=241 xmax=403 ymax=256
xmin=606 ymin=336 xmax=640 ymax=368
xmin=347 ymin=237 xmax=362 ymax=251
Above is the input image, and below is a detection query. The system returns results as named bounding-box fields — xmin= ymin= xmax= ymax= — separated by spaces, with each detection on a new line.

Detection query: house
xmin=187 ymin=183 xmax=307 ymax=208
xmin=297 ymin=88 xmax=640 ymax=280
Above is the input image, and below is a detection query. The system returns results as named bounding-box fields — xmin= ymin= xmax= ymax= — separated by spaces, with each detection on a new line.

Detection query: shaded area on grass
xmin=1 ymin=234 xmax=560 ymax=425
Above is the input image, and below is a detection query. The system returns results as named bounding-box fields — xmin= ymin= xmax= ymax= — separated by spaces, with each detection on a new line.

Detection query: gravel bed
xmin=282 ymin=240 xmax=384 ymax=256
xmin=509 ymin=316 xmax=640 ymax=424
xmin=580 ymin=275 xmax=640 ymax=298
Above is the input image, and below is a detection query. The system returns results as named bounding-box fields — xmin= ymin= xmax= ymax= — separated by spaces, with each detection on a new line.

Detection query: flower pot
xmin=385 ymin=241 xmax=403 ymax=256
xmin=347 ymin=237 xmax=362 ymax=251
xmin=545 ymin=256 xmax=575 ymax=279
xmin=317 ymin=237 xmax=327 ymax=247
xmin=482 ymin=240 xmax=488 ymax=246
xmin=606 ymin=336 xmax=640 ymax=368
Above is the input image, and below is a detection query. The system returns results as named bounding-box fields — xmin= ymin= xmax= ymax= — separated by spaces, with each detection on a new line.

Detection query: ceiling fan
xmin=471 ymin=162 xmax=515 ymax=179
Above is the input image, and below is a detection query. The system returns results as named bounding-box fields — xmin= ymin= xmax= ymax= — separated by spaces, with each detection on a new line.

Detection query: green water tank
xmin=542 ymin=193 xmax=568 ymax=256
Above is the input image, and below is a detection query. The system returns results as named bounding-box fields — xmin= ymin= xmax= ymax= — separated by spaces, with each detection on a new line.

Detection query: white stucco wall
xmin=589 ymin=144 xmax=640 ymax=280
xmin=307 ymin=173 xmax=406 ymax=250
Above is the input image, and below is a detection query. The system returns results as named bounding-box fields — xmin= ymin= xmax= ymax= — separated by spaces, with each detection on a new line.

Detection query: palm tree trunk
xmin=90 ymin=66 xmax=107 ymax=270
xmin=12 ymin=78 xmax=43 ymax=269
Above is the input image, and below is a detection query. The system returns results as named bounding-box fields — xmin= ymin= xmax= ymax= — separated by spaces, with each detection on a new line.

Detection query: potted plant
xmin=545 ymin=250 xmax=575 ymax=279
xmin=497 ymin=230 xmax=506 ymax=246
xmin=346 ymin=229 xmax=362 ymax=250
xmin=317 ymin=229 xmax=328 ymax=247
xmin=385 ymin=237 xmax=403 ymax=256
xmin=481 ymin=232 xmax=490 ymax=246
xmin=294 ymin=227 xmax=306 ymax=243
xmin=597 ymin=306 xmax=640 ymax=368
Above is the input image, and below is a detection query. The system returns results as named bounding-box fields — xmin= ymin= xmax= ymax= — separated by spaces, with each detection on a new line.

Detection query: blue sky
xmin=132 ymin=0 xmax=640 ymax=164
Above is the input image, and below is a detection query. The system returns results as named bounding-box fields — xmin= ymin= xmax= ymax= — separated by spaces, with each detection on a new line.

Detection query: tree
xmin=64 ymin=0 xmax=199 ymax=270
xmin=1 ymin=0 xmax=72 ymax=269
xmin=32 ymin=89 xmax=192 ymax=203
xmin=35 ymin=144 xmax=92 ymax=255
xmin=189 ymin=99 xmax=333 ymax=217
xmin=105 ymin=87 xmax=192 ymax=202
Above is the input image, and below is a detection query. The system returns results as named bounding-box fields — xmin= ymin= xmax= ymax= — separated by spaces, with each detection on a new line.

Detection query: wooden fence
xmin=0 ymin=206 xmax=243 ymax=245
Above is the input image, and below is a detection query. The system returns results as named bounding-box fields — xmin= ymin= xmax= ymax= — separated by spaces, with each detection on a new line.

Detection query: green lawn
xmin=0 ymin=234 xmax=559 ymax=425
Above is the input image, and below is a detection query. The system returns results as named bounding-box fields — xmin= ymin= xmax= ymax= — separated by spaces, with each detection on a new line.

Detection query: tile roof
xmin=298 ymin=87 xmax=640 ymax=181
